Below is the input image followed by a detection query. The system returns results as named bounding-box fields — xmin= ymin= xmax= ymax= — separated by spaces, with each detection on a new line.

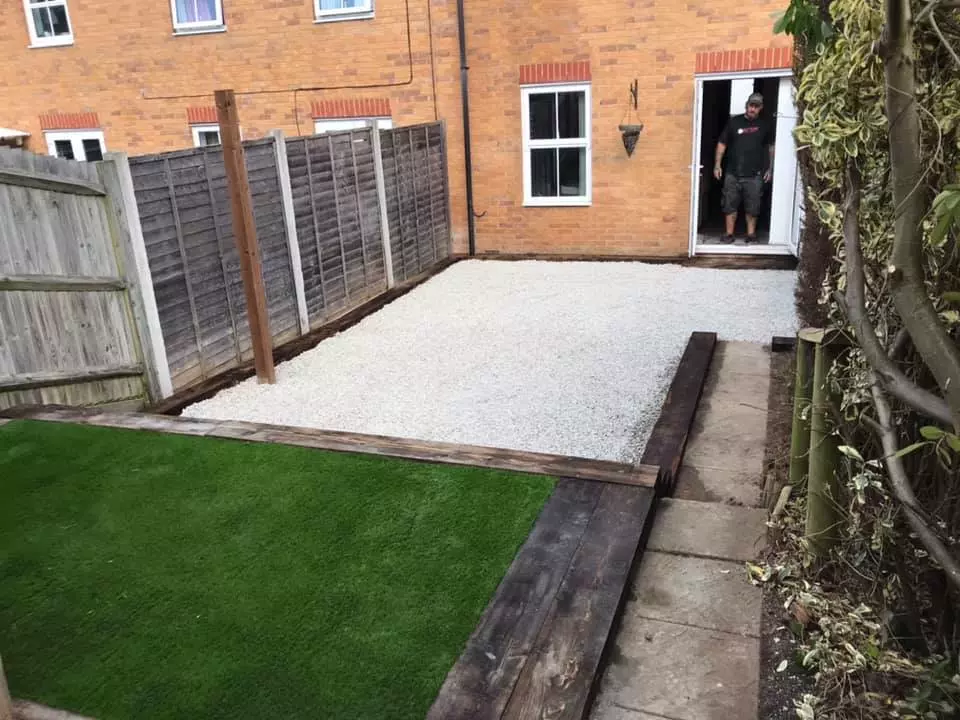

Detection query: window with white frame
xmin=521 ymin=84 xmax=591 ymax=206
xmin=171 ymin=0 xmax=224 ymax=32
xmin=191 ymin=124 xmax=221 ymax=147
xmin=314 ymin=117 xmax=392 ymax=134
xmin=45 ymin=130 xmax=105 ymax=162
xmin=23 ymin=0 xmax=73 ymax=47
xmin=314 ymin=0 xmax=374 ymax=22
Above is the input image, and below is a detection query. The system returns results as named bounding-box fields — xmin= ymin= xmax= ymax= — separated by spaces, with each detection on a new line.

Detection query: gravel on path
xmin=183 ymin=260 xmax=798 ymax=462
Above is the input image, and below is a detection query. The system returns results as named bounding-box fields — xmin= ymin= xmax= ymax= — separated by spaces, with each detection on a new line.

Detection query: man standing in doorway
xmin=713 ymin=92 xmax=774 ymax=244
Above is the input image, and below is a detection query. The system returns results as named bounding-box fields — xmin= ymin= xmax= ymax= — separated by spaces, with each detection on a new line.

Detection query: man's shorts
xmin=721 ymin=174 xmax=764 ymax=217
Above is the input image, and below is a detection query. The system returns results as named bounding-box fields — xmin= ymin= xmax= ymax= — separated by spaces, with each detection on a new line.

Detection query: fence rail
xmin=1 ymin=121 xmax=452 ymax=409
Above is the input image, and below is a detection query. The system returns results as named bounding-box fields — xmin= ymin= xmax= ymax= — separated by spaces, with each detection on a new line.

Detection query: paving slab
xmin=595 ymin=617 xmax=759 ymax=720
xmin=674 ymin=465 xmax=762 ymax=506
xmin=629 ymin=551 xmax=761 ymax=637
xmin=647 ymin=499 xmax=767 ymax=562
xmin=591 ymin=700 xmax=684 ymax=720
xmin=712 ymin=341 xmax=772 ymax=377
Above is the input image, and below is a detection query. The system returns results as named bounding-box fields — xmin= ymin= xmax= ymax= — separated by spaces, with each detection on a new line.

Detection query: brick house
xmin=2 ymin=0 xmax=795 ymax=259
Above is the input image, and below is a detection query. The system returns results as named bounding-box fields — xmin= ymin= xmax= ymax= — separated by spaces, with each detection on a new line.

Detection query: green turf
xmin=0 ymin=420 xmax=555 ymax=720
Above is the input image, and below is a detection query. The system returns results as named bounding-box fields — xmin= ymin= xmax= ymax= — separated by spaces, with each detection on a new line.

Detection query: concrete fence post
xmin=370 ymin=125 xmax=396 ymax=288
xmin=270 ymin=130 xmax=310 ymax=335
xmin=99 ymin=152 xmax=174 ymax=402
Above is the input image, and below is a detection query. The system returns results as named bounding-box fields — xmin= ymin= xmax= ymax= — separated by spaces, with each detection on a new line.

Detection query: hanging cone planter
xmin=619 ymin=124 xmax=644 ymax=157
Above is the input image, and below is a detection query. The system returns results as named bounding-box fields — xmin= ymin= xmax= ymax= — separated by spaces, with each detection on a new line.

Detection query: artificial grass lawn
xmin=0 ymin=420 xmax=555 ymax=720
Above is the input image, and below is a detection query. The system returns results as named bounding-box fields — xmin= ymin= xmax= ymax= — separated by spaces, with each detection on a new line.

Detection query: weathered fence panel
xmin=285 ymin=129 xmax=387 ymax=329
xmin=129 ymin=138 xmax=300 ymax=391
xmin=0 ymin=150 xmax=152 ymax=410
xmin=380 ymin=123 xmax=451 ymax=283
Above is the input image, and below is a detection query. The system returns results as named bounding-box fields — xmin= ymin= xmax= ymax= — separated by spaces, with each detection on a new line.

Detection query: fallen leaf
xmin=777 ymin=659 xmax=788 ymax=672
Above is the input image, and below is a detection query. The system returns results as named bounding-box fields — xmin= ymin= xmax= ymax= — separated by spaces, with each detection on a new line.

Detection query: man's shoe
xmin=720 ymin=234 xmax=735 ymax=244
xmin=745 ymin=234 xmax=759 ymax=244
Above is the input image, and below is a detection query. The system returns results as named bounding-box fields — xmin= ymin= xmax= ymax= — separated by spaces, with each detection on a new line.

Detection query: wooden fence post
xmin=99 ymin=153 xmax=174 ymax=402
xmin=789 ymin=333 xmax=814 ymax=487
xmin=270 ymin=130 xmax=310 ymax=335
xmin=215 ymin=89 xmax=275 ymax=384
xmin=805 ymin=329 xmax=842 ymax=558
xmin=370 ymin=124 xmax=396 ymax=289
xmin=0 ymin=654 xmax=13 ymax=720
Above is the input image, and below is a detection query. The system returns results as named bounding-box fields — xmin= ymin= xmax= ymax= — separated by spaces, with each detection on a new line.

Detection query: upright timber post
xmin=215 ymin=89 xmax=276 ymax=384
xmin=788 ymin=332 xmax=814 ymax=487
xmin=804 ymin=328 xmax=841 ymax=559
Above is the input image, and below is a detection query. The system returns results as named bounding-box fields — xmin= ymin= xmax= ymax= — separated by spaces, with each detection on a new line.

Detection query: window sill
xmin=173 ymin=25 xmax=227 ymax=36
xmin=314 ymin=12 xmax=375 ymax=23
xmin=523 ymin=198 xmax=592 ymax=208
xmin=28 ymin=37 xmax=74 ymax=48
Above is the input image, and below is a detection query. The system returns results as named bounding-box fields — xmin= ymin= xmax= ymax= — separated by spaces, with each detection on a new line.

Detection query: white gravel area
xmin=183 ymin=260 xmax=797 ymax=463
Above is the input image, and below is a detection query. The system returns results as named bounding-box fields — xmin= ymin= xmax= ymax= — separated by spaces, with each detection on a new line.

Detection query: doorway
xmin=690 ymin=72 xmax=799 ymax=256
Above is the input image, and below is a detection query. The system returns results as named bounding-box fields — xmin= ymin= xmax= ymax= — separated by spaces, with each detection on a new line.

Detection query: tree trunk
xmin=884 ymin=0 xmax=960 ymax=427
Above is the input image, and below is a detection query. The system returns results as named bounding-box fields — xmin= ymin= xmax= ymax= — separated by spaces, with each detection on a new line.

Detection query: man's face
xmin=745 ymin=102 xmax=762 ymax=120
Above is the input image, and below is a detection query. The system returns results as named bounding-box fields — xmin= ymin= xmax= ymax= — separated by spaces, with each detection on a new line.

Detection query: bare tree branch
xmin=929 ymin=10 xmax=960 ymax=70
xmin=870 ymin=381 xmax=960 ymax=594
xmin=883 ymin=0 xmax=960 ymax=428
xmin=839 ymin=163 xmax=954 ymax=425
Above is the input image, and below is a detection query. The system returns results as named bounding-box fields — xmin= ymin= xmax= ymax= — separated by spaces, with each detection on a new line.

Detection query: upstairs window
xmin=521 ymin=83 xmax=592 ymax=206
xmin=171 ymin=0 xmax=224 ymax=33
xmin=24 ymin=0 xmax=73 ymax=47
xmin=315 ymin=0 xmax=374 ymax=22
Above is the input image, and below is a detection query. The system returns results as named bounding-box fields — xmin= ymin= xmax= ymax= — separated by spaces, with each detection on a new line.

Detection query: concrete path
xmin=592 ymin=342 xmax=770 ymax=720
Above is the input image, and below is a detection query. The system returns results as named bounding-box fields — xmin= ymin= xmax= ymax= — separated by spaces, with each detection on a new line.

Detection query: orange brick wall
xmin=0 ymin=0 xmax=470 ymax=249
xmin=1 ymin=0 xmax=791 ymax=257
xmin=461 ymin=0 xmax=791 ymax=257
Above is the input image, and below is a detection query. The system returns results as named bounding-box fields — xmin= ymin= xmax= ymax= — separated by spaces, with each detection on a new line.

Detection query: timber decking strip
xmin=426 ymin=480 xmax=605 ymax=720
xmin=0 ymin=407 xmax=657 ymax=488
xmin=428 ymin=332 xmax=714 ymax=720
xmin=639 ymin=331 xmax=717 ymax=494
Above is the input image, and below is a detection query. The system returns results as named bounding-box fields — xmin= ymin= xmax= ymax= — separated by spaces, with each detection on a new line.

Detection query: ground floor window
xmin=521 ymin=83 xmax=591 ymax=207
xmin=45 ymin=130 xmax=105 ymax=161
xmin=191 ymin=124 xmax=221 ymax=147
xmin=314 ymin=117 xmax=392 ymax=134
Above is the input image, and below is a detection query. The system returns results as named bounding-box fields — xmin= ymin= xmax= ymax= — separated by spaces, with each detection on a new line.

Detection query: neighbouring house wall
xmin=2 ymin=0 xmax=790 ymax=258
xmin=461 ymin=0 xmax=791 ymax=257
xmin=0 ymin=0 xmax=471 ymax=252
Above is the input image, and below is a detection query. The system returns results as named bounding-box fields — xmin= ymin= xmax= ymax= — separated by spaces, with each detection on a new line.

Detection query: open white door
xmin=688 ymin=78 xmax=704 ymax=256
xmin=770 ymin=76 xmax=799 ymax=254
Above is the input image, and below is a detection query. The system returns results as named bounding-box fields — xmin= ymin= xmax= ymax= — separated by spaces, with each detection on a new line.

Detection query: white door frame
xmin=688 ymin=68 xmax=798 ymax=257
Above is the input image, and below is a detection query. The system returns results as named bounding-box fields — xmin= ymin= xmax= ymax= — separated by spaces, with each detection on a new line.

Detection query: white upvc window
xmin=314 ymin=0 xmax=374 ymax=22
xmin=45 ymin=130 xmax=106 ymax=162
xmin=521 ymin=83 xmax=592 ymax=207
xmin=314 ymin=117 xmax=392 ymax=134
xmin=23 ymin=0 xmax=73 ymax=47
xmin=171 ymin=0 xmax=224 ymax=33
xmin=192 ymin=124 xmax=221 ymax=147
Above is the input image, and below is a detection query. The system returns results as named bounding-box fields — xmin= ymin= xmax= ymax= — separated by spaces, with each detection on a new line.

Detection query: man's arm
xmin=765 ymin=143 xmax=775 ymax=182
xmin=714 ymin=123 xmax=729 ymax=180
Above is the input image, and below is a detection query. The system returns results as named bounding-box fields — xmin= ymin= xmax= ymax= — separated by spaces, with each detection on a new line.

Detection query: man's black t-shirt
xmin=718 ymin=115 xmax=773 ymax=178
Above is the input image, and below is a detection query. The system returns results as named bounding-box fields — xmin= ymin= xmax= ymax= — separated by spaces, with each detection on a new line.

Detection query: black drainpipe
xmin=456 ymin=0 xmax=476 ymax=256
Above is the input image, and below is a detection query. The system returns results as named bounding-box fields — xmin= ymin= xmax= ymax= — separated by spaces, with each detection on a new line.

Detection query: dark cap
xmin=747 ymin=92 xmax=764 ymax=106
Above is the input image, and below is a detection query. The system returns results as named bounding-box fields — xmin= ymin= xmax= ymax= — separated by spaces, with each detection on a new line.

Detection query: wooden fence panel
xmin=130 ymin=139 xmax=299 ymax=391
xmin=285 ymin=129 xmax=387 ymax=329
xmin=0 ymin=149 xmax=147 ymax=410
xmin=380 ymin=123 xmax=451 ymax=284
